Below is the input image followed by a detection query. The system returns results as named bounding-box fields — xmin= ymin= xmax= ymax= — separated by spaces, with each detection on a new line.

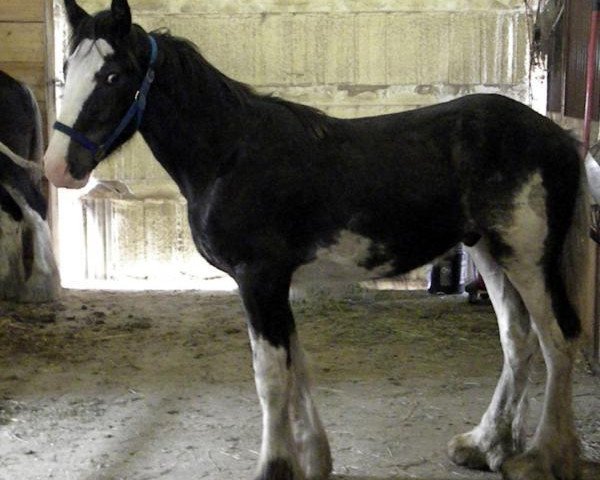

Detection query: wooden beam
xmin=45 ymin=0 xmax=56 ymax=132
xmin=44 ymin=0 xmax=60 ymax=257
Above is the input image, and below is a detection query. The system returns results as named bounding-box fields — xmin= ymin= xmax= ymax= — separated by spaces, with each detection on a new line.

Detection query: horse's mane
xmin=150 ymin=30 xmax=331 ymax=138
xmin=151 ymin=29 xmax=254 ymax=107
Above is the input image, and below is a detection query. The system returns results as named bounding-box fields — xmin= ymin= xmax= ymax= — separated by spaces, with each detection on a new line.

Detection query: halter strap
xmin=54 ymin=34 xmax=158 ymax=163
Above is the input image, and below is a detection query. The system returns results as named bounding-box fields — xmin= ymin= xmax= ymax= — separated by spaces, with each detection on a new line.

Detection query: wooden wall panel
xmin=0 ymin=23 xmax=45 ymax=63
xmin=0 ymin=0 xmax=45 ymax=22
xmin=0 ymin=0 xmax=49 ymax=133
xmin=0 ymin=62 xmax=46 ymax=101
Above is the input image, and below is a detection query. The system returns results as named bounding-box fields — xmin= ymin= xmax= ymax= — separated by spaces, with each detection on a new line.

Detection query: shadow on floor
xmin=331 ymin=459 xmax=600 ymax=480
xmin=332 ymin=476 xmax=473 ymax=480
xmin=583 ymin=460 xmax=600 ymax=479
xmin=333 ymin=477 xmax=444 ymax=480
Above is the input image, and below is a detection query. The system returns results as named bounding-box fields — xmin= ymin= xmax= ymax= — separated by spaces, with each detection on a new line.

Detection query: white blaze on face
xmin=44 ymin=39 xmax=114 ymax=189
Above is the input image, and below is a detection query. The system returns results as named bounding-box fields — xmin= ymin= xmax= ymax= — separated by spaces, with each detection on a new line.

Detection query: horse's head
xmin=45 ymin=0 xmax=155 ymax=188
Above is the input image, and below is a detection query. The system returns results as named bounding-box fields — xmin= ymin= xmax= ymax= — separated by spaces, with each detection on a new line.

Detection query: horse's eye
xmin=106 ymin=73 xmax=120 ymax=85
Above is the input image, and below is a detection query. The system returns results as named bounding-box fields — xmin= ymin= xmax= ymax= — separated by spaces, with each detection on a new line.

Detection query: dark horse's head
xmin=45 ymin=0 xmax=155 ymax=188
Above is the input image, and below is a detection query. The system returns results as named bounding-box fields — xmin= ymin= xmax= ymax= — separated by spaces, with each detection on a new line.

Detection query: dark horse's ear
xmin=63 ymin=0 xmax=90 ymax=31
xmin=111 ymin=0 xmax=132 ymax=37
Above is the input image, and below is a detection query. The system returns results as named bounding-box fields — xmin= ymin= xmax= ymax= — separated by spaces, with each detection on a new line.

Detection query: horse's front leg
xmin=237 ymin=265 xmax=305 ymax=480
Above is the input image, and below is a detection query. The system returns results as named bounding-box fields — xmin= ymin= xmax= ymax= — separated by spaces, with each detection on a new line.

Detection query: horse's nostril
xmin=42 ymin=154 xmax=88 ymax=189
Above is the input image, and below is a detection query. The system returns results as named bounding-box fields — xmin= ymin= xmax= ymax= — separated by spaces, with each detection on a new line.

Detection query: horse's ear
xmin=111 ymin=0 xmax=132 ymax=37
xmin=63 ymin=0 xmax=90 ymax=31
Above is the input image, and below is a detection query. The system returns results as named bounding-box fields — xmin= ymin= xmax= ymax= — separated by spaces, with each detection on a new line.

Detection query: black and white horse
xmin=45 ymin=1 xmax=591 ymax=479
xmin=0 ymin=71 xmax=60 ymax=303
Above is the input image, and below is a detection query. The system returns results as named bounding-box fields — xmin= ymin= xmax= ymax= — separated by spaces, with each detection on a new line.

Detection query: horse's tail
xmin=24 ymin=84 xmax=44 ymax=166
xmin=558 ymin=148 xmax=593 ymax=340
xmin=0 ymin=141 xmax=44 ymax=177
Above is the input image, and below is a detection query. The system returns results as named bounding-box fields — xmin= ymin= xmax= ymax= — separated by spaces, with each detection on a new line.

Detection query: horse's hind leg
xmin=448 ymin=241 xmax=538 ymax=471
xmin=500 ymin=270 xmax=580 ymax=480
xmin=289 ymin=333 xmax=332 ymax=479
xmin=472 ymin=171 xmax=581 ymax=480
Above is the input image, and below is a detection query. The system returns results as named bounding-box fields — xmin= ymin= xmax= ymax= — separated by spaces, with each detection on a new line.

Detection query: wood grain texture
xmin=0 ymin=23 xmax=45 ymax=63
xmin=0 ymin=0 xmax=45 ymax=22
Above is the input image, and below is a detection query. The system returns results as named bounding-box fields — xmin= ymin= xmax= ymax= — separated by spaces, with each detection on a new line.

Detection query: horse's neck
xmin=139 ymin=85 xmax=238 ymax=200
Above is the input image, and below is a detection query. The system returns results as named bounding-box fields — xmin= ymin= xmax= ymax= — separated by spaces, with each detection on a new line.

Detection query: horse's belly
xmin=292 ymin=231 xmax=392 ymax=291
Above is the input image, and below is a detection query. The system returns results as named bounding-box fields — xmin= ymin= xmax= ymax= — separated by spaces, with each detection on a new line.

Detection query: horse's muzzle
xmin=43 ymin=153 xmax=90 ymax=189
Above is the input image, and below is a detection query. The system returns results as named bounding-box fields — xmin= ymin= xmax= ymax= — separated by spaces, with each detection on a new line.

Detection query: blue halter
xmin=54 ymin=35 xmax=158 ymax=163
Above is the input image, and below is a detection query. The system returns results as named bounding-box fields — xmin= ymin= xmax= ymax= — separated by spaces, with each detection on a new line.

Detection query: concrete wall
xmin=59 ymin=0 xmax=534 ymax=286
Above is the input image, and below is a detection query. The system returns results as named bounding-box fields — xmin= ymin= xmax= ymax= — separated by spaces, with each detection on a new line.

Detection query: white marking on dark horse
xmin=491 ymin=174 xmax=581 ymax=479
xmin=293 ymin=230 xmax=392 ymax=293
xmin=505 ymin=173 xmax=548 ymax=261
xmin=449 ymin=240 xmax=538 ymax=470
xmin=248 ymin=330 xmax=303 ymax=477
xmin=1 ymin=185 xmax=60 ymax=302
xmin=0 ymin=141 xmax=43 ymax=178
xmin=289 ymin=333 xmax=332 ymax=478
xmin=45 ymin=39 xmax=114 ymax=188
xmin=585 ymin=152 xmax=600 ymax=203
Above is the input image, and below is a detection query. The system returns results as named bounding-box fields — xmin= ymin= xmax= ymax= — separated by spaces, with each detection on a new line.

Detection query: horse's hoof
xmin=297 ymin=433 xmax=332 ymax=479
xmin=255 ymin=458 xmax=304 ymax=480
xmin=501 ymin=449 xmax=581 ymax=480
xmin=448 ymin=432 xmax=489 ymax=471
xmin=448 ymin=430 xmax=515 ymax=472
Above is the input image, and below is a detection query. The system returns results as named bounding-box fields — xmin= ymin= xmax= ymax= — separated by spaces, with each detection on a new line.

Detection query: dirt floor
xmin=0 ymin=288 xmax=598 ymax=480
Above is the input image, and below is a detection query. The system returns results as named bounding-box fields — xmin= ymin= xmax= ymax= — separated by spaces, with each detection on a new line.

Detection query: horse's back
xmin=198 ymin=94 xmax=580 ymax=289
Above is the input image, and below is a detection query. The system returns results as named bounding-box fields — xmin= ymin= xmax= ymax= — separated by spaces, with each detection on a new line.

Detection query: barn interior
xmin=0 ymin=1 xmax=599 ymax=479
